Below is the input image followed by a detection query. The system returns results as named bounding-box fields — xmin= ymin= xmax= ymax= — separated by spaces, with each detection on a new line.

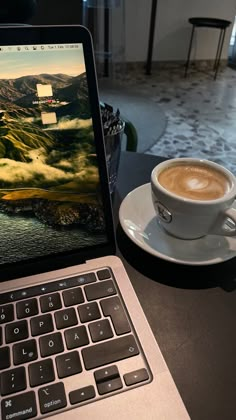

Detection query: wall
xmin=28 ymin=0 xmax=236 ymax=63
xmin=125 ymin=0 xmax=236 ymax=62
xmin=29 ymin=0 xmax=83 ymax=25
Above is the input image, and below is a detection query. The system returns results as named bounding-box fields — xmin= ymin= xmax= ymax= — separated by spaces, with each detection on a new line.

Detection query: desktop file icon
xmin=41 ymin=112 xmax=57 ymax=125
xmin=37 ymin=83 xmax=53 ymax=97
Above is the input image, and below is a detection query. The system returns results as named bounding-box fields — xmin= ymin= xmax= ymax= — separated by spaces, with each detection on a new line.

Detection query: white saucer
xmin=119 ymin=183 xmax=236 ymax=266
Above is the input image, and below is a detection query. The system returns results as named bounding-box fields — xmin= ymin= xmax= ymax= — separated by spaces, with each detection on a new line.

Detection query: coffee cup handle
xmin=210 ymin=208 xmax=236 ymax=236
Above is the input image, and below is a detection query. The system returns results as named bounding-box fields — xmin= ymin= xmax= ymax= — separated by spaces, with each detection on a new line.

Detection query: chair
xmin=123 ymin=119 xmax=138 ymax=152
xmin=185 ymin=17 xmax=232 ymax=80
xmin=100 ymin=102 xmax=138 ymax=152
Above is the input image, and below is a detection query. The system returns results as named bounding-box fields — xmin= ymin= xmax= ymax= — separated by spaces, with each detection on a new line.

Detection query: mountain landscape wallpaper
xmin=0 ymin=47 xmax=107 ymax=265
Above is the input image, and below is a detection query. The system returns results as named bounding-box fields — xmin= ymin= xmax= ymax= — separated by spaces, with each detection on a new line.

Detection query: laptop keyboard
xmin=0 ymin=267 xmax=151 ymax=419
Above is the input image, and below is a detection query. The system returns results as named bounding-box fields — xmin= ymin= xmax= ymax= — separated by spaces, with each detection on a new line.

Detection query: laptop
xmin=0 ymin=25 xmax=189 ymax=419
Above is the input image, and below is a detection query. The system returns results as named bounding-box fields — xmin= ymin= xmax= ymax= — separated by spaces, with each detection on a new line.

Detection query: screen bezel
xmin=0 ymin=25 xmax=116 ymax=281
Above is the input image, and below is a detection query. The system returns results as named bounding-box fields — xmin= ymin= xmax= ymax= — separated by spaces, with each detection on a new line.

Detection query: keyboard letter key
xmin=5 ymin=320 xmax=28 ymax=344
xmin=39 ymin=333 xmax=64 ymax=357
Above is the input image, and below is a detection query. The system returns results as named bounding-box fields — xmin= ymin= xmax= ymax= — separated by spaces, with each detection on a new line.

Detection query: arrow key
xmin=124 ymin=368 xmax=149 ymax=386
xmin=97 ymin=377 xmax=122 ymax=395
xmin=94 ymin=365 xmax=119 ymax=383
xmin=69 ymin=385 xmax=95 ymax=405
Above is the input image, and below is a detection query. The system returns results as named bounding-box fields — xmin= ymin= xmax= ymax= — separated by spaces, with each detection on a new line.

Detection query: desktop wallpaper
xmin=0 ymin=45 xmax=107 ymax=265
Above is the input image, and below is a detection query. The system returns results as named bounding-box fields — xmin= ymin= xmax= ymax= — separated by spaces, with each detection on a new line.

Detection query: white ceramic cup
xmin=151 ymin=158 xmax=236 ymax=239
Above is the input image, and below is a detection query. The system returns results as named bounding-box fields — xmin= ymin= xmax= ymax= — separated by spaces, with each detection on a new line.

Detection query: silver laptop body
xmin=0 ymin=25 xmax=189 ymax=420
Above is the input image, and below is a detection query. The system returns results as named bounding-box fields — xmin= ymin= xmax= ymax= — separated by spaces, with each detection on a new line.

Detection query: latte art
xmin=158 ymin=164 xmax=231 ymax=200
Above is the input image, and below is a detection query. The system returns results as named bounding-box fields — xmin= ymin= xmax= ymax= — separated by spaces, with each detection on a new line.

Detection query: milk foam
xmin=187 ymin=178 xmax=208 ymax=190
xmin=158 ymin=163 xmax=231 ymax=200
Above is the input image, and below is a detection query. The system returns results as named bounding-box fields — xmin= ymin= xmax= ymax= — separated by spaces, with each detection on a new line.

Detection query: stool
xmin=185 ymin=17 xmax=231 ymax=79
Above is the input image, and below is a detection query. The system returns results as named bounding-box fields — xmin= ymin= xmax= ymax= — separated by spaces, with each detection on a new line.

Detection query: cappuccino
xmin=158 ymin=163 xmax=231 ymax=200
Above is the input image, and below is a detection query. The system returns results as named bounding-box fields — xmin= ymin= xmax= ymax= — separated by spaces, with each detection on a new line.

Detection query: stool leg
xmin=214 ymin=28 xmax=226 ymax=80
xmin=185 ymin=25 xmax=195 ymax=77
xmin=214 ymin=29 xmax=223 ymax=70
xmin=145 ymin=0 xmax=158 ymax=75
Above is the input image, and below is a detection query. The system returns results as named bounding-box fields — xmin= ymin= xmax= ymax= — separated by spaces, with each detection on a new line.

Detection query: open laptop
xmin=0 ymin=25 xmax=189 ymax=419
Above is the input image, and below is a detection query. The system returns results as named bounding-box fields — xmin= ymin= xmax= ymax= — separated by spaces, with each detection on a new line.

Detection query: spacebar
xmin=82 ymin=335 xmax=139 ymax=370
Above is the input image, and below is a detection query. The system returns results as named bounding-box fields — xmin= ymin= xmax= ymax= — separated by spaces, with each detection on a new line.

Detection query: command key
xmin=1 ymin=391 xmax=37 ymax=420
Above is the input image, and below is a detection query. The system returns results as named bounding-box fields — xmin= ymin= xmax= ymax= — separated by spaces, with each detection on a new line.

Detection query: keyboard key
xmin=84 ymin=280 xmax=116 ymax=301
xmin=0 ymin=288 xmax=41 ymax=305
xmin=78 ymin=302 xmax=101 ymax=323
xmin=16 ymin=298 xmax=38 ymax=319
xmin=29 ymin=359 xmax=55 ymax=387
xmin=82 ymin=335 xmax=139 ymax=370
xmin=73 ymin=273 xmax=97 ymax=286
xmin=0 ymin=292 xmax=17 ymax=305
xmin=94 ymin=365 xmax=119 ymax=383
xmin=56 ymin=351 xmax=82 ymax=378
xmin=39 ymin=332 xmax=64 ymax=357
xmin=30 ymin=314 xmax=54 ymax=336
xmin=0 ymin=367 xmax=26 ymax=396
xmin=88 ymin=319 xmax=113 ymax=342
xmin=124 ymin=368 xmax=149 ymax=386
xmin=97 ymin=268 xmax=111 ymax=280
xmin=41 ymin=273 xmax=96 ymax=292
xmin=0 ymin=273 xmax=96 ymax=305
xmin=39 ymin=382 xmax=67 ymax=414
xmin=13 ymin=339 xmax=38 ymax=365
xmin=40 ymin=293 xmax=62 ymax=313
xmin=62 ymin=287 xmax=84 ymax=307
xmin=0 ymin=347 xmax=10 ymax=370
xmin=5 ymin=320 xmax=28 ymax=344
xmin=54 ymin=308 xmax=78 ymax=330
xmin=64 ymin=326 xmax=89 ymax=350
xmin=97 ymin=377 xmax=123 ymax=395
xmin=101 ymin=296 xmax=131 ymax=335
xmin=50 ymin=273 xmax=96 ymax=290
xmin=1 ymin=391 xmax=37 ymax=420
xmin=0 ymin=304 xmax=14 ymax=324
xmin=69 ymin=385 xmax=95 ymax=405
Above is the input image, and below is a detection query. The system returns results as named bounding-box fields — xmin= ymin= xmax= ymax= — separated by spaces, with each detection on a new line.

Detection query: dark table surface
xmin=114 ymin=151 xmax=236 ymax=420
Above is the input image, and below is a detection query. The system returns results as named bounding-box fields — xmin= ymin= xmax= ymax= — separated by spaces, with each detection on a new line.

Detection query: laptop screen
xmin=0 ymin=26 xmax=115 ymax=278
